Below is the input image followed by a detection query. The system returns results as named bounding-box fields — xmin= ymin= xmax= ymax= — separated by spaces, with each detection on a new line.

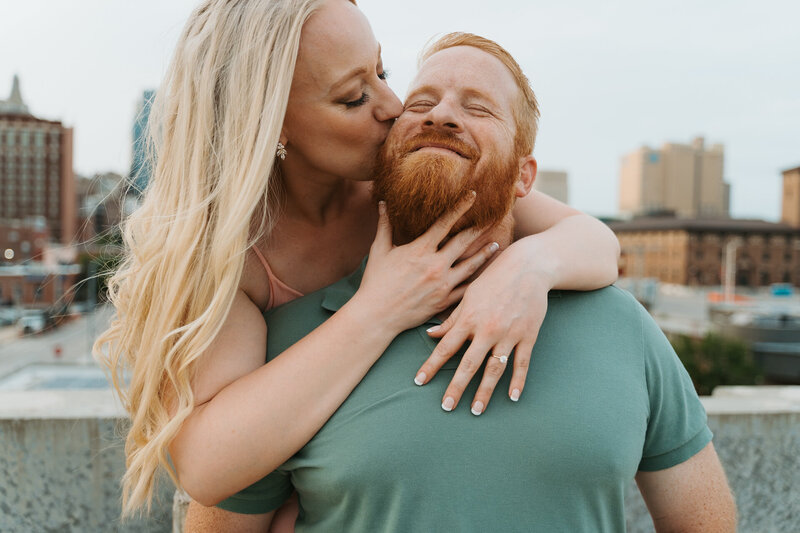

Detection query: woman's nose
xmin=374 ymin=83 xmax=403 ymax=122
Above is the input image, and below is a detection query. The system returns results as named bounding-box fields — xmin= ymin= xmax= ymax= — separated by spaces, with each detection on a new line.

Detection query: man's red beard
xmin=373 ymin=130 xmax=520 ymax=245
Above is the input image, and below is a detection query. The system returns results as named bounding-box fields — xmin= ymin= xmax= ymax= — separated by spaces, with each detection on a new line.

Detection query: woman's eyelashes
xmin=343 ymin=69 xmax=389 ymax=108
xmin=345 ymin=92 xmax=370 ymax=108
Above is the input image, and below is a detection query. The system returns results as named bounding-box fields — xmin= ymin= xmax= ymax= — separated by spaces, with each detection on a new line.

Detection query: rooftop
xmin=608 ymin=217 xmax=799 ymax=234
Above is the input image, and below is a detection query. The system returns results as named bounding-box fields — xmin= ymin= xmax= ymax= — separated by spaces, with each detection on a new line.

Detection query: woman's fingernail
xmin=378 ymin=201 xmax=386 ymax=214
xmin=471 ymin=401 xmax=484 ymax=416
xmin=489 ymin=242 xmax=500 ymax=253
xmin=414 ymin=372 xmax=426 ymax=386
xmin=442 ymin=397 xmax=455 ymax=412
xmin=510 ymin=389 xmax=521 ymax=402
xmin=469 ymin=190 xmax=477 ymax=198
xmin=426 ymin=325 xmax=441 ymax=334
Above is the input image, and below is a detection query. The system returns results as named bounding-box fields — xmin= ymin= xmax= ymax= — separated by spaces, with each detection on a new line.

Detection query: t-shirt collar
xmin=320 ymin=256 xmax=368 ymax=313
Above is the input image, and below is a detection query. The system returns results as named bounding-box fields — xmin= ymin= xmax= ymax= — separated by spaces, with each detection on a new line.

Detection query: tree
xmin=671 ymin=332 xmax=763 ymax=395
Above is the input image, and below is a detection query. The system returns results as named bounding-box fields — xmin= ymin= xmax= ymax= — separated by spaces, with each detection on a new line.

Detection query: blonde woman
xmin=96 ymin=0 xmax=620 ymax=530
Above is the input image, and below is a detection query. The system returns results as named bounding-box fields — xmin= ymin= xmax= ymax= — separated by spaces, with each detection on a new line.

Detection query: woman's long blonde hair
xmin=94 ymin=0 xmax=343 ymax=515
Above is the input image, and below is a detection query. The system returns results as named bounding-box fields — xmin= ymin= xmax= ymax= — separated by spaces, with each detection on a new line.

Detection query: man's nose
xmin=422 ymin=100 xmax=462 ymax=133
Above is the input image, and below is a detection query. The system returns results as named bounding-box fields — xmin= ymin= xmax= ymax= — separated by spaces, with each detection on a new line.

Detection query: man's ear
xmin=514 ymin=155 xmax=537 ymax=197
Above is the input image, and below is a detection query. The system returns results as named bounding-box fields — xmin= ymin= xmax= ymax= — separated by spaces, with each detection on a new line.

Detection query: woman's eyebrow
xmin=329 ymin=44 xmax=383 ymax=95
xmin=330 ymin=67 xmax=368 ymax=94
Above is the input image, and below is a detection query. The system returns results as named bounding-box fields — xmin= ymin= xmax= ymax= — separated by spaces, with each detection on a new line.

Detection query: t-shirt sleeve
xmin=637 ymin=305 xmax=713 ymax=472
xmin=215 ymin=469 xmax=293 ymax=515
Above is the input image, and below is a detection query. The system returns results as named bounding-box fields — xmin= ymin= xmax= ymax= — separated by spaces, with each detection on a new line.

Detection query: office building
xmin=619 ymin=136 xmax=730 ymax=219
xmin=781 ymin=166 xmax=800 ymax=228
xmin=0 ymin=75 xmax=76 ymax=244
xmin=130 ymin=89 xmax=155 ymax=194
xmin=534 ymin=170 xmax=568 ymax=204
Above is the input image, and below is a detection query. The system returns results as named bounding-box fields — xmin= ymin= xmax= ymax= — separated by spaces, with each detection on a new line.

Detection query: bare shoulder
xmin=191 ymin=287 xmax=268 ymax=407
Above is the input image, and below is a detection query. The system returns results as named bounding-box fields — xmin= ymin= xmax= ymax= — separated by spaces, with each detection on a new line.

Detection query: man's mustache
xmin=398 ymin=131 xmax=480 ymax=161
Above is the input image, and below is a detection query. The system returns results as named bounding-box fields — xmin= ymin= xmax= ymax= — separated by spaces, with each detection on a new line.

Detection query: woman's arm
xmin=511 ymin=190 xmax=620 ymax=289
xmin=418 ymin=190 xmax=620 ymax=414
xmin=171 ymin=197 xmax=498 ymax=505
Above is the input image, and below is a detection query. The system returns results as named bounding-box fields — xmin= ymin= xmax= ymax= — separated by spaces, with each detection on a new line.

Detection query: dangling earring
xmin=276 ymin=142 xmax=287 ymax=161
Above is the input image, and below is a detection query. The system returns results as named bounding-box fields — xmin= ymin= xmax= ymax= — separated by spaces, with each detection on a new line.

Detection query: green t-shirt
xmin=218 ymin=261 xmax=711 ymax=532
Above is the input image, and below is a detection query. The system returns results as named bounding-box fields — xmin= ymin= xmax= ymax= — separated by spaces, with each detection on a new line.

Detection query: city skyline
xmin=1 ymin=0 xmax=798 ymax=220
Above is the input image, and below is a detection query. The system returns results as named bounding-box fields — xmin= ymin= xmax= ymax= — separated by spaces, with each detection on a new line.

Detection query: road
xmin=0 ymin=305 xmax=114 ymax=379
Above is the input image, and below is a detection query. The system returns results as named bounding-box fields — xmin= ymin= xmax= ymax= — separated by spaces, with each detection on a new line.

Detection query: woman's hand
xmin=353 ymin=192 xmax=501 ymax=335
xmin=414 ymin=238 xmax=553 ymax=415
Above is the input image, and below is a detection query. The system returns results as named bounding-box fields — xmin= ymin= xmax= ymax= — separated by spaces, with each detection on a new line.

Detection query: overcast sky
xmin=2 ymin=0 xmax=798 ymax=219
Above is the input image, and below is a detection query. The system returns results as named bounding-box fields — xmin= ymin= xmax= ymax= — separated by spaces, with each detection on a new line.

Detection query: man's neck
xmin=434 ymin=212 xmax=515 ymax=321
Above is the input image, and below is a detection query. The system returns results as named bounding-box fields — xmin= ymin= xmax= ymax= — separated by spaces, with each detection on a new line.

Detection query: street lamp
xmin=723 ymin=237 xmax=742 ymax=303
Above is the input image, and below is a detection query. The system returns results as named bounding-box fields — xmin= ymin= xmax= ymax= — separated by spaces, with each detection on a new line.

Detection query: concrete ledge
xmin=0 ymin=390 xmax=172 ymax=533
xmin=0 ymin=389 xmax=125 ymax=419
xmin=626 ymin=387 xmax=800 ymax=533
xmin=2 ymin=387 xmax=797 ymax=532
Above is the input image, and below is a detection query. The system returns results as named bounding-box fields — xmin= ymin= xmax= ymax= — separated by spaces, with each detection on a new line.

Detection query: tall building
xmin=533 ymin=170 xmax=568 ymax=204
xmin=130 ymin=89 xmax=155 ymax=194
xmin=781 ymin=166 xmax=800 ymax=228
xmin=619 ymin=136 xmax=730 ymax=219
xmin=0 ymin=75 xmax=76 ymax=244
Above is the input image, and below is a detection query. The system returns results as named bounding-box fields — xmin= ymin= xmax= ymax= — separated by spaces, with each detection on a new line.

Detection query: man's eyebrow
xmin=461 ymin=88 xmax=502 ymax=111
xmin=328 ymin=44 xmax=383 ymax=95
xmin=405 ymin=84 xmax=439 ymax=103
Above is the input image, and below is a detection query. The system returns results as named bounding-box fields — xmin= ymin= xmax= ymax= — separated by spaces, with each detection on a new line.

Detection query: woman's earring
xmin=276 ymin=142 xmax=287 ymax=161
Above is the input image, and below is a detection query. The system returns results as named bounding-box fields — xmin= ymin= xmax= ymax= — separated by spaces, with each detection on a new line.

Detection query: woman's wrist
xmin=341 ymin=291 xmax=405 ymax=339
xmin=506 ymin=235 xmax=561 ymax=290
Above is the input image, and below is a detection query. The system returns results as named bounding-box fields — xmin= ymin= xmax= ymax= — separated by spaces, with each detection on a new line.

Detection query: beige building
xmin=781 ymin=166 xmax=800 ymax=228
xmin=609 ymin=217 xmax=800 ymax=287
xmin=619 ymin=136 xmax=729 ymax=219
xmin=533 ymin=170 xmax=568 ymax=204
xmin=0 ymin=76 xmax=76 ymax=244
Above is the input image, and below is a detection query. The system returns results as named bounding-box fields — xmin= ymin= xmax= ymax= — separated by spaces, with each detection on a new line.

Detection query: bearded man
xmin=215 ymin=33 xmax=736 ymax=532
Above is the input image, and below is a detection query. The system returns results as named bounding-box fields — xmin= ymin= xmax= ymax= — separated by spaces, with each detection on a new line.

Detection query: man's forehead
xmin=409 ymin=46 xmax=517 ymax=102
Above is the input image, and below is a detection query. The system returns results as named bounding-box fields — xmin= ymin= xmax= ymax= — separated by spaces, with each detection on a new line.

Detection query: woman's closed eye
xmin=345 ymin=92 xmax=370 ymax=108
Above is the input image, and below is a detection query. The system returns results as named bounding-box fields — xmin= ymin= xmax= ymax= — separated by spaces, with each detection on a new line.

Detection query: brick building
xmin=0 ymin=218 xmax=49 ymax=263
xmin=609 ymin=217 xmax=800 ymax=287
xmin=0 ymin=263 xmax=80 ymax=307
xmin=0 ymin=75 xmax=76 ymax=244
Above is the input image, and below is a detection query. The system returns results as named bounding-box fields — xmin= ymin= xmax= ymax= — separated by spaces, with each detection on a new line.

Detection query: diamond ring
xmin=491 ymin=354 xmax=509 ymax=364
